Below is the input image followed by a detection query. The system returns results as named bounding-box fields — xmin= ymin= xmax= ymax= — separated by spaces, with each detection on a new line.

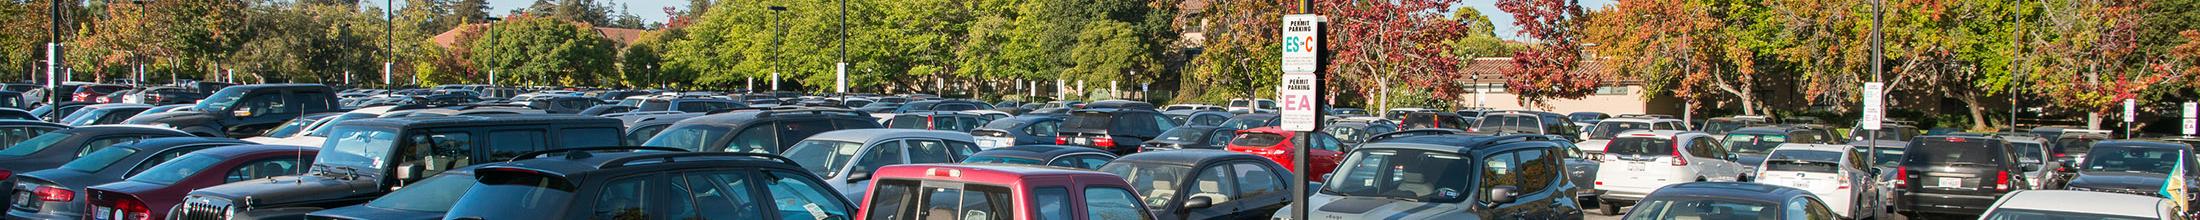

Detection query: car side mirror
xmin=395 ymin=163 xmax=421 ymax=181
xmin=845 ymin=172 xmax=872 ymax=183
xmin=1486 ymin=186 xmax=1519 ymax=204
xmin=1183 ymin=196 xmax=1214 ymax=210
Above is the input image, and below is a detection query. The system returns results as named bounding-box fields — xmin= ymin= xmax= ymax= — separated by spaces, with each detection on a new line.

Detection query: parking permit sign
xmin=2184 ymin=102 xmax=2195 ymax=135
xmin=1280 ymin=73 xmax=1319 ymax=131
xmin=1281 ymin=15 xmax=1320 ymax=73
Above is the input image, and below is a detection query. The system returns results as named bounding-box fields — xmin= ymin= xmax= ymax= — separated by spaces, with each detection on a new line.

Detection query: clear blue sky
xmin=360 ymin=0 xmax=1607 ymax=40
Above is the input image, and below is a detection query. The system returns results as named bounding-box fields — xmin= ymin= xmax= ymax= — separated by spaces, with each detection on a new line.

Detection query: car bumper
xmin=1898 ymin=193 xmax=1997 ymax=215
xmin=5 ymin=209 xmax=79 ymax=220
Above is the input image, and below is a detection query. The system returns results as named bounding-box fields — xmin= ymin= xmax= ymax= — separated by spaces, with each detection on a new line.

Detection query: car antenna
xmin=296 ymin=108 xmax=307 ymax=176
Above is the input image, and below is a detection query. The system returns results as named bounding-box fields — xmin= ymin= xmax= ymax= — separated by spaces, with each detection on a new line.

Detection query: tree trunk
xmin=1959 ymin=92 xmax=1990 ymax=131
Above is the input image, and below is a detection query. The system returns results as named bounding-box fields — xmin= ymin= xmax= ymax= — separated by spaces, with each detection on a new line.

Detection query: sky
xmin=356 ymin=0 xmax=1609 ymax=41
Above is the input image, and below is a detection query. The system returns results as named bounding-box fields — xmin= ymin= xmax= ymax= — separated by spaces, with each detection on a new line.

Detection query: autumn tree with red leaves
xmin=1497 ymin=0 xmax=1603 ymax=107
xmin=1306 ymin=0 xmax=1474 ymax=111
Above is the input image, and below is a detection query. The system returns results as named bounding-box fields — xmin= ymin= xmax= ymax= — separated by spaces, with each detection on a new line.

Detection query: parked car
xmin=1083 ymin=100 xmax=1157 ymax=110
xmin=611 ymin=112 xmax=703 ymax=146
xmin=635 ymin=96 xmax=742 ymax=113
xmin=0 ymin=120 xmax=63 ymax=151
xmin=1546 ymin=136 xmax=1605 ymax=210
xmin=890 ymin=99 xmax=994 ymax=113
xmin=61 ymin=103 xmax=152 ymax=126
xmin=442 ymin=151 xmax=855 ymax=220
xmin=1328 ymin=108 xmax=1371 ymax=117
xmin=881 ymin=111 xmax=989 ymax=132
xmin=779 ymin=129 xmax=979 ymax=201
xmin=1721 ymin=125 xmax=1842 ymax=171
xmin=1057 ymin=108 xmax=1176 ymax=155
xmin=69 ymin=84 xmax=130 ymax=103
xmin=1752 ymin=143 xmax=1885 ymax=219
xmin=1982 ymin=133 xmax=2063 ymax=190
xmin=1382 ymin=108 xmax=1438 ymax=121
xmin=244 ymin=112 xmax=340 ymax=142
xmin=3 ymin=137 xmax=250 ymax=220
xmin=1225 ymin=99 xmax=1275 ymax=113
xmin=1847 ymin=123 xmax=1921 ymax=143
xmin=1163 ymin=109 xmax=1233 ymax=127
xmin=1978 ymin=190 xmax=2180 ymax=220
xmin=1276 ymin=133 xmax=1583 ymax=220
xmin=1469 ymin=110 xmax=1580 ymax=142
xmin=1143 ymin=126 xmax=1238 ymax=151
xmin=1215 ymin=113 xmax=1279 ymax=130
xmin=1163 ymin=104 xmax=1225 ymax=111
xmin=1576 ymin=116 xmax=1688 ymax=156
xmin=1701 ymin=115 xmax=1773 ymax=135
xmin=0 ymin=125 xmax=193 ymax=204
xmin=124 ymin=84 xmax=342 ymax=137
xmin=576 ymin=105 xmax=637 ymax=116
xmin=963 ymin=145 xmax=1118 ymax=170
xmin=125 ymin=86 xmax=210 ymax=105
xmin=170 ymin=115 xmax=624 ymax=219
xmin=1224 ymin=127 xmax=1344 ymax=183
xmin=1893 ymin=135 xmax=2026 ymax=218
xmin=1593 ymin=130 xmax=1750 ymax=215
xmin=1399 ymin=112 xmax=1472 ymax=130
xmin=2052 ymin=132 xmax=2111 ymax=167
xmin=27 ymin=102 xmax=88 ymax=122
xmin=1098 ymin=149 xmax=1291 ymax=220
xmin=1618 ymin=182 xmax=1843 ymax=220
xmin=519 ymin=96 xmax=602 ymax=114
xmin=81 ymin=144 xmax=316 ymax=220
xmin=301 ymin=166 xmax=484 ymax=220
xmin=2061 ymin=140 xmax=2199 ymax=209
xmin=858 ymin=163 xmax=1151 ymax=220
xmin=0 ymin=109 xmax=31 ymax=121
xmin=971 ymin=115 xmax=1064 ymax=149
xmin=1567 ymin=112 xmax=1610 ymax=125
xmin=242 ymin=105 xmax=403 ymax=147
xmin=1323 ymin=118 xmax=1396 ymax=146
xmin=642 ymin=108 xmax=881 ymax=154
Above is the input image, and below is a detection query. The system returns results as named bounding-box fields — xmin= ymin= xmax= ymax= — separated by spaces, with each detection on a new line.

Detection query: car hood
xmin=1293 ymin=195 xmax=1470 ymax=220
xmin=306 ymin=204 xmax=443 ymax=220
xmin=2068 ymin=172 xmax=2171 ymax=191
xmin=1575 ymin=139 xmax=1611 ymax=153
xmin=17 ymin=169 xmax=120 ymax=189
xmin=188 ymin=173 xmax=380 ymax=207
xmin=122 ymin=111 xmax=216 ymax=125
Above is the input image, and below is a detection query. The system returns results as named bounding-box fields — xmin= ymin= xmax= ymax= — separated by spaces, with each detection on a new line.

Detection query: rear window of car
xmin=445 ymin=171 xmax=577 ymax=219
xmin=1763 ymin=150 xmax=1843 ymax=173
xmin=1902 ymin=139 xmax=2004 ymax=166
xmin=2081 ymin=145 xmax=2184 ymax=174
xmin=59 ymin=147 xmax=138 ymax=172
xmin=1474 ymin=115 xmax=1541 ymax=133
xmin=1063 ymin=112 xmax=1115 ymax=131
xmin=1605 ymin=137 xmax=1674 ymax=157
xmin=1230 ymin=132 xmax=1286 ymax=147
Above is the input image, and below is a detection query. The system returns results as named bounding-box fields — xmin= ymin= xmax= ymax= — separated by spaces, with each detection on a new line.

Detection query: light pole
xmin=769 ymin=6 xmax=787 ymax=92
xmin=484 ymin=16 xmax=503 ymax=87
xmin=838 ymin=0 xmax=849 ymax=102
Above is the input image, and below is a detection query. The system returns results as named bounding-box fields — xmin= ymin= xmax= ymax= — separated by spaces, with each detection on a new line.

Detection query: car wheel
xmin=1599 ymin=201 xmax=1623 ymax=216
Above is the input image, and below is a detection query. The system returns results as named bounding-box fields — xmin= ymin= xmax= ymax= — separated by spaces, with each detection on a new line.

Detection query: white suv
xmin=1575 ymin=117 xmax=1687 ymax=155
xmin=1592 ymin=130 xmax=1749 ymax=215
xmin=1756 ymin=143 xmax=1885 ymax=220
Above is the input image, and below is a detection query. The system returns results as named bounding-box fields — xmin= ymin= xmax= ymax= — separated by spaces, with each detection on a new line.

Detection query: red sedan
xmin=81 ymin=145 xmax=314 ymax=220
xmin=1224 ymin=126 xmax=1346 ymax=182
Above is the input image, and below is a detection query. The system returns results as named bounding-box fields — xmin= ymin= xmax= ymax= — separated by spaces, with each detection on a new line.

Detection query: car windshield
xmin=264 ymin=117 xmax=318 ymax=138
xmin=1902 ymin=139 xmax=2004 ymax=167
xmin=1322 ymin=149 xmax=1474 ymax=203
xmin=2012 ymin=142 xmax=2045 ymax=162
xmin=962 ymin=155 xmax=1044 ymax=165
xmin=366 ymin=173 xmax=475 ymax=212
xmin=2056 ymin=138 xmax=2099 ymax=156
xmin=641 ymin=125 xmax=728 ymax=152
xmin=1869 ymin=148 xmax=1905 ymax=168
xmin=781 ymin=140 xmax=865 ymax=177
xmin=1155 ymin=128 xmax=1210 ymax=143
xmin=1324 ymin=125 xmax=1375 ymax=143
xmin=0 ymin=131 xmax=70 ymax=157
xmin=1568 ymin=113 xmax=1602 ymax=122
xmin=59 ymin=147 xmax=139 ymax=172
xmin=1722 ymin=134 xmax=1788 ymax=154
xmin=318 ymin=127 xmax=399 ymax=170
xmin=308 ymin=113 xmax=376 ymax=137
xmin=1982 ymin=208 xmax=2156 ymax=220
xmin=2081 ymin=146 xmax=2184 ymax=174
xmin=1590 ymin=122 xmax=1652 ymax=140
xmin=1097 ymin=162 xmax=1194 ymax=207
xmin=1622 ymin=197 xmax=1776 ymax=220
xmin=193 ymin=88 xmax=245 ymax=111
xmin=126 ymin=153 xmax=223 ymax=185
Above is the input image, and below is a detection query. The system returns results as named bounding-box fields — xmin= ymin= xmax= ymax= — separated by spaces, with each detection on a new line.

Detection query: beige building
xmin=1454 ymin=57 xmax=1686 ymax=116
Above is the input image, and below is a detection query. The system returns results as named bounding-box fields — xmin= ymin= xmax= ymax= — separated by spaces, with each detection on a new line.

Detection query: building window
xmin=1595 ymin=86 xmax=1630 ymax=95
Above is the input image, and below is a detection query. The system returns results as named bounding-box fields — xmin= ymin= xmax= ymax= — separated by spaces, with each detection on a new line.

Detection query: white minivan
xmin=1755 ymin=143 xmax=1885 ymax=220
xmin=1592 ymin=130 xmax=1749 ymax=215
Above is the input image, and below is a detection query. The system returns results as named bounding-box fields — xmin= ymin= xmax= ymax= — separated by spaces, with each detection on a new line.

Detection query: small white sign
xmin=2184 ymin=102 xmax=2196 ymax=135
xmin=1860 ymin=83 xmax=1884 ymax=130
xmin=1280 ymin=73 xmax=1319 ymax=131
xmin=1281 ymin=14 xmax=1321 ymax=74
xmin=2184 ymin=118 xmax=2196 ymax=135
xmin=2125 ymin=99 xmax=2137 ymax=122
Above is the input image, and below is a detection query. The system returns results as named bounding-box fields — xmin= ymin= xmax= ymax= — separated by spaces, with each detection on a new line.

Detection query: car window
xmin=776 ymin=120 xmax=839 ymax=151
xmin=237 ymin=93 xmax=290 ymax=116
xmin=595 ymin=175 xmax=655 ymax=219
xmin=629 ymin=125 xmax=671 ymax=146
xmin=1085 ymin=187 xmax=1149 ymax=220
xmin=848 ymin=142 xmax=904 ymax=176
xmin=1186 ymin=164 xmax=1238 ymax=205
xmin=946 ymin=141 xmax=979 ymax=159
xmin=1152 ymin=114 xmax=1177 ymax=130
xmin=763 ymin=170 xmax=853 ymax=220
xmin=560 ymin=127 xmax=621 ymax=148
xmin=401 ymin=131 xmax=474 ymax=178
xmin=131 ymin=145 xmax=217 ymax=176
xmin=487 ymin=130 xmax=546 ymax=161
xmin=907 ymin=139 xmax=955 ymax=163
xmin=1317 ymin=134 xmax=1343 ymax=151
xmin=1519 ymin=149 xmax=1559 ymax=193
xmin=1033 ymin=187 xmax=1072 ymax=220
xmin=225 ymin=158 xmax=304 ymax=182
xmin=293 ymin=91 xmax=330 ymax=112
xmin=1024 ymin=120 xmax=1061 ymax=137
xmin=1606 ymin=138 xmax=1674 ymax=157
xmin=1480 ymin=150 xmax=1526 ymax=202
xmin=1206 ymin=130 xmax=1235 ymax=146
xmin=918 ymin=184 xmax=1014 ymax=220
xmin=726 ymin=124 xmax=776 ymax=153
xmin=1232 ymin=163 xmax=1284 ymax=198
xmin=0 ymin=127 xmax=54 ymax=150
xmin=80 ymin=136 xmax=146 ymax=157
xmin=60 ymin=147 xmax=138 ymax=172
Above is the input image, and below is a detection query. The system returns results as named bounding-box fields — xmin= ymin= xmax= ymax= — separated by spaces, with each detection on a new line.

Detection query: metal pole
xmin=769 ymin=6 xmax=786 ymax=92
xmin=1867 ymin=0 xmax=1883 ymax=164
xmin=1291 ymin=3 xmax=1314 ymax=220
xmin=46 ymin=0 xmax=62 ymax=122
xmin=838 ymin=0 xmax=849 ymax=104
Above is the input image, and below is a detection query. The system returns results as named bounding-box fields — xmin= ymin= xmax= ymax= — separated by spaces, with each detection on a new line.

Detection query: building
xmin=1457 ymin=57 xmax=1686 ymax=116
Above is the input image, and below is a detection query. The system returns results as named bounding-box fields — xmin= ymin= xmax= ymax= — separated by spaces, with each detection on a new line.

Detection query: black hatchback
xmin=1894 ymin=135 xmax=2027 ymax=217
xmin=441 ymin=151 xmax=856 ymax=220
xmin=1058 ymin=108 xmax=1176 ymax=155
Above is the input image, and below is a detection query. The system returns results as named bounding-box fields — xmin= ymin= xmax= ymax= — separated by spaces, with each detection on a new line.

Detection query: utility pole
xmin=385 ymin=0 xmax=394 ymax=88
xmin=1868 ymin=0 xmax=1883 ymax=163
xmin=46 ymin=0 xmax=63 ymax=122
xmin=769 ymin=6 xmax=787 ymax=92
xmin=837 ymin=0 xmax=850 ymax=103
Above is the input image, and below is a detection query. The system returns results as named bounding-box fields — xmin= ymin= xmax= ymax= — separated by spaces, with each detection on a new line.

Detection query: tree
xmin=467 ymin=16 xmax=617 ymax=86
xmin=1318 ymin=0 xmax=1476 ymax=111
xmin=2024 ymin=0 xmax=2173 ymax=122
xmin=1498 ymin=0 xmax=1602 ymax=107
xmin=1177 ymin=0 xmax=1282 ymax=104
xmin=1064 ymin=20 xmax=1160 ymax=96
xmin=1583 ymin=0 xmax=1724 ymax=111
xmin=452 ymin=0 xmax=488 ymax=24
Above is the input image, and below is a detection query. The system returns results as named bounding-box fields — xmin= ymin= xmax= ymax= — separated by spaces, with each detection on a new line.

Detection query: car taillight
xmin=1670 ymin=139 xmax=1688 ymax=166
xmin=926 ymin=115 xmax=936 ymax=130
xmin=35 ymin=185 xmax=72 ymax=202
xmin=1094 ymin=137 xmax=1117 ymax=149
xmin=1895 ymin=166 xmax=1909 ymax=188
xmin=111 ymin=197 xmax=151 ymax=220
xmin=1994 ymin=170 xmax=2011 ymax=192
xmin=0 ymin=169 xmax=11 ymax=181
xmin=1055 ymin=136 xmax=1068 ymax=145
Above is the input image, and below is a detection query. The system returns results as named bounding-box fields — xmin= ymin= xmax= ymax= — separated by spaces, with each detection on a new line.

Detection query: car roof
xmin=677 ymin=108 xmax=870 ymax=126
xmin=804 ymin=129 xmax=973 ymax=144
xmin=0 ymin=119 xmax=65 ymax=127
xmin=1359 ymin=134 xmax=1560 ymax=155
xmin=490 ymin=151 xmax=805 ymax=177
xmin=1644 ymin=182 xmax=1814 ymax=204
xmin=1615 ymin=130 xmax=1694 ymax=139
xmin=225 ymin=83 xmax=329 ymax=90
xmin=1769 ymin=144 xmax=1854 ymax=154
xmin=873 ymin=163 xmax=1122 ymax=183
xmin=1109 ymin=149 xmax=1266 ymax=166
xmin=1598 ymin=117 xmax=1680 ymax=123
xmin=1992 ymin=190 xmax=2170 ymax=218
xmin=969 ymin=145 xmax=1111 ymax=160
xmin=1725 ymin=126 xmax=1810 ymax=135
xmin=336 ymin=115 xmax=619 ymax=129
xmin=189 ymin=144 xmax=320 ymax=157
xmin=2091 ymin=140 xmax=2190 ymax=150
xmin=65 ymin=125 xmax=190 ymax=135
xmin=115 ymin=137 xmax=254 ymax=150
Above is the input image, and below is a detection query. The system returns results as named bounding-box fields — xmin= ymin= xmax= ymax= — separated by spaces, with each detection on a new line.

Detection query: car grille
xmin=178 ymin=196 xmax=233 ymax=220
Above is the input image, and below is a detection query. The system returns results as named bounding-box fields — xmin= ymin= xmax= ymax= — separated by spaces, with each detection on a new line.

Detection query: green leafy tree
xmin=467 ymin=16 xmax=618 ymax=86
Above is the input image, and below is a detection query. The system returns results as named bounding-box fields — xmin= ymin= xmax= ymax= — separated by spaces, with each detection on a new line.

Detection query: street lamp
xmin=769 ymin=6 xmax=787 ymax=93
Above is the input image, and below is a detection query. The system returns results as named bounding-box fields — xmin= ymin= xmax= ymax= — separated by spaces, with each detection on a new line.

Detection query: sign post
xmin=2126 ymin=99 xmax=2137 ymax=138
xmin=1860 ymin=82 xmax=1883 ymax=165
xmin=1280 ymin=13 xmax=1321 ymax=220
xmin=2182 ymin=102 xmax=2194 ymax=136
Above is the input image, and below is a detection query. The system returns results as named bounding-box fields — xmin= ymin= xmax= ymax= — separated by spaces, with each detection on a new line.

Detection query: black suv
xmin=172 ymin=115 xmax=625 ymax=219
xmin=125 ymin=84 xmax=342 ymax=137
xmin=1285 ymin=134 xmax=1582 ymax=219
xmin=1400 ymin=112 xmax=1472 ymax=130
xmin=1470 ymin=110 xmax=1579 ymax=142
xmin=441 ymin=151 xmax=855 ymax=220
xmin=1058 ymin=108 xmax=1177 ymax=155
xmin=641 ymin=108 xmax=881 ymax=154
xmin=2062 ymin=140 xmax=2199 ymax=209
xmin=1894 ymin=135 xmax=2028 ymax=217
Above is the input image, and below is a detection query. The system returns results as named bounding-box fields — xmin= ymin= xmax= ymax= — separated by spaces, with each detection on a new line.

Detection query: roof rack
xmin=599 ymin=152 xmax=802 ymax=169
xmin=507 ymin=146 xmax=690 ymax=163
xmin=754 ymin=108 xmax=868 ymax=118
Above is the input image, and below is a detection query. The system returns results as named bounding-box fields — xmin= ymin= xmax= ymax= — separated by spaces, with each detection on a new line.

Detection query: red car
xmin=81 ymin=145 xmax=314 ymax=220
xmin=857 ymin=164 xmax=1154 ymax=220
xmin=71 ymin=85 xmax=129 ymax=103
xmin=1224 ymin=126 xmax=1345 ymax=182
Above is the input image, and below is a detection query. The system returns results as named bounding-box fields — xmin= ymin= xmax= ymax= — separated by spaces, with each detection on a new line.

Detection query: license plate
xmin=1628 ymin=163 xmax=1646 ymax=171
xmin=93 ymin=207 xmax=112 ymax=220
xmin=977 ymin=139 xmax=998 ymax=148
xmin=1073 ymin=138 xmax=1089 ymax=145
xmin=1937 ymin=177 xmax=1962 ymax=188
